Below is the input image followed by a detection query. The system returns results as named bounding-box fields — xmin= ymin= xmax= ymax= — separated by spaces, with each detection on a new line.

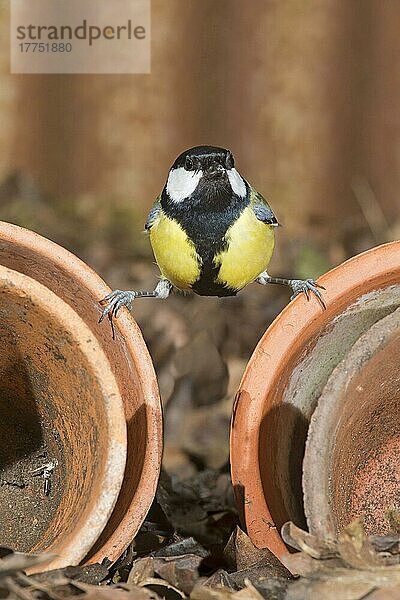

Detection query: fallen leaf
xmin=365 ymin=584 xmax=400 ymax=599
xmin=154 ymin=536 xmax=208 ymax=559
xmin=191 ymin=571 xmax=237 ymax=600
xmin=281 ymin=521 xmax=336 ymax=559
xmin=156 ymin=470 xmax=236 ymax=548
xmin=33 ymin=562 xmax=109 ymax=586
xmin=285 ymin=578 xmax=375 ymax=600
xmin=154 ymin=554 xmax=204 ymax=594
xmin=127 ymin=557 xmax=155 ymax=585
xmin=229 ymin=566 xmax=291 ymax=590
xmin=191 ymin=582 xmax=235 ymax=600
xmin=227 ymin=527 xmax=290 ymax=576
xmin=80 ymin=582 xmax=161 ymax=599
xmin=201 ymin=569 xmax=237 ymax=591
xmin=370 ymin=534 xmax=400 ymax=557
xmin=0 ymin=548 xmax=55 ymax=577
xmin=385 ymin=509 xmax=400 ymax=535
xmin=231 ymin=579 xmax=264 ymax=600
xmin=337 ymin=520 xmax=382 ymax=569
xmin=138 ymin=576 xmax=186 ymax=600
xmin=281 ymin=551 xmax=343 ymax=577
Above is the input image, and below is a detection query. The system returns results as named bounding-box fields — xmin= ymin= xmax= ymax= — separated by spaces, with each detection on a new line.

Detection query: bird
xmin=99 ymin=145 xmax=325 ymax=321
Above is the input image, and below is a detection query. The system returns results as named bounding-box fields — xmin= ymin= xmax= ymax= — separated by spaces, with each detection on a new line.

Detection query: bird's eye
xmin=225 ymin=151 xmax=234 ymax=169
xmin=185 ymin=156 xmax=194 ymax=171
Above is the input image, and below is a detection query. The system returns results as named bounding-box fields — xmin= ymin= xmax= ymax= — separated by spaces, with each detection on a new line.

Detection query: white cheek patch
xmin=227 ymin=168 xmax=247 ymax=198
xmin=166 ymin=167 xmax=203 ymax=203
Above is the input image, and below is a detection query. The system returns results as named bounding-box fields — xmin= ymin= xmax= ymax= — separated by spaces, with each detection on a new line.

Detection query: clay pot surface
xmin=0 ymin=222 xmax=162 ymax=565
xmin=303 ymin=307 xmax=400 ymax=541
xmin=230 ymin=241 xmax=400 ymax=558
xmin=0 ymin=265 xmax=126 ymax=570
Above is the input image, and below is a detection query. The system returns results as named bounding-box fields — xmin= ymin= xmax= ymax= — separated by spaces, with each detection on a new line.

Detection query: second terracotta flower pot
xmin=0 ymin=221 xmax=163 ymax=568
xmin=230 ymin=241 xmax=400 ymax=558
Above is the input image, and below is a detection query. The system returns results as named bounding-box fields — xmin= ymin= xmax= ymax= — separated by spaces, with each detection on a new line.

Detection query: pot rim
xmin=230 ymin=240 xmax=400 ymax=556
xmin=0 ymin=264 xmax=127 ymax=570
xmin=0 ymin=221 xmax=163 ymax=562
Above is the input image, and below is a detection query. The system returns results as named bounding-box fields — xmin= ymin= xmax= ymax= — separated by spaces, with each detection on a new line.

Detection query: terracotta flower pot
xmin=0 ymin=221 xmax=162 ymax=569
xmin=230 ymin=241 xmax=400 ymax=558
xmin=303 ymin=306 xmax=400 ymax=541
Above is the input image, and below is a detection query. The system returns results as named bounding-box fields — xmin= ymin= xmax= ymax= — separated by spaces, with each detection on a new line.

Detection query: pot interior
xmin=270 ymin=284 xmax=400 ymax=530
xmin=0 ymin=266 xmax=124 ymax=562
xmin=330 ymin=322 xmax=400 ymax=536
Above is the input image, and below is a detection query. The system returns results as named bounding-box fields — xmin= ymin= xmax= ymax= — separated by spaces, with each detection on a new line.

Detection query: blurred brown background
xmin=0 ymin=0 xmax=399 ymax=477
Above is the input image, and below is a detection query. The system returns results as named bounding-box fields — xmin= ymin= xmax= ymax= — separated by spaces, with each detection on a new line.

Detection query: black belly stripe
xmin=161 ymin=182 xmax=249 ymax=296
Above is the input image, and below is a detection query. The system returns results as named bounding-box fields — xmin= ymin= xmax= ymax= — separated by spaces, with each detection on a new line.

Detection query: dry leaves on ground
xmin=282 ymin=519 xmax=400 ymax=599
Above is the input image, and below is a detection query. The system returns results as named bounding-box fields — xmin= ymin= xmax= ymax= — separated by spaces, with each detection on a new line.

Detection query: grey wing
xmin=144 ymin=199 xmax=161 ymax=231
xmin=252 ymin=191 xmax=280 ymax=226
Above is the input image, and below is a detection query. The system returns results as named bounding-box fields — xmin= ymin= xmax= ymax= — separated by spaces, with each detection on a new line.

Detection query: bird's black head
xmin=173 ymin=146 xmax=234 ymax=176
xmin=164 ymin=145 xmax=247 ymax=204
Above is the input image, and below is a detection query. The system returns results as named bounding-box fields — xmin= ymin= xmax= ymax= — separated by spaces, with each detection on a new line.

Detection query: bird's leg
xmin=99 ymin=278 xmax=172 ymax=323
xmin=256 ymin=271 xmax=326 ymax=309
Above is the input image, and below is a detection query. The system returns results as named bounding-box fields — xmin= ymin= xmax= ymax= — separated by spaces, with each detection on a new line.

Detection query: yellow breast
xmin=149 ymin=213 xmax=200 ymax=290
xmin=215 ymin=206 xmax=275 ymax=291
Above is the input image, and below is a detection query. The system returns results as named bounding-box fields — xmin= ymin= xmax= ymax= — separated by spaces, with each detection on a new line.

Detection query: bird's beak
xmin=205 ymin=163 xmax=225 ymax=179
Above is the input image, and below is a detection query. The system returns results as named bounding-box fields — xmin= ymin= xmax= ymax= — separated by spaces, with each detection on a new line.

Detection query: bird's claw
xmin=99 ymin=290 xmax=136 ymax=323
xmin=289 ymin=279 xmax=326 ymax=310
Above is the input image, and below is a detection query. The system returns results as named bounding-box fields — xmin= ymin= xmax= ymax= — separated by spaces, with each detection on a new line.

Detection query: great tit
xmin=99 ymin=145 xmax=325 ymax=321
